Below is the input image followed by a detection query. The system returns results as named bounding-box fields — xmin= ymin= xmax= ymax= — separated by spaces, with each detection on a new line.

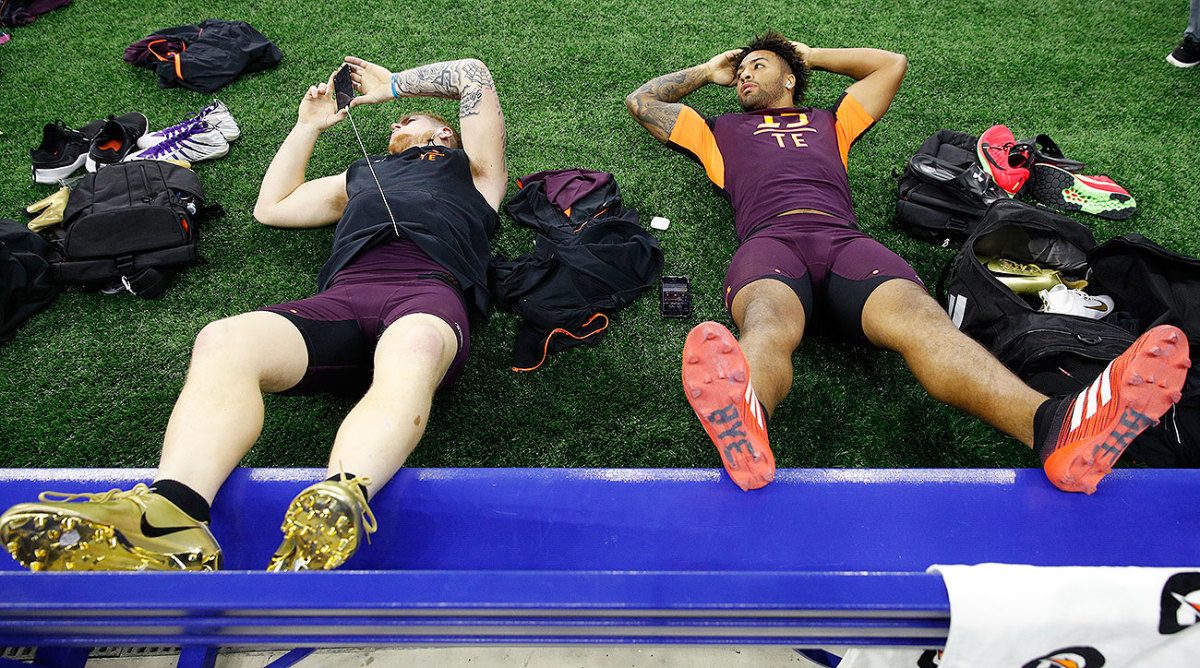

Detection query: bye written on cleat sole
xmin=681 ymin=321 xmax=775 ymax=491
xmin=1043 ymin=325 xmax=1191 ymax=494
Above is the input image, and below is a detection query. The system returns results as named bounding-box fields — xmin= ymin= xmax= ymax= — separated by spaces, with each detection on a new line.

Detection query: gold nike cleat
xmin=267 ymin=474 xmax=377 ymax=572
xmin=0 ymin=484 xmax=222 ymax=571
xmin=977 ymin=256 xmax=1088 ymax=294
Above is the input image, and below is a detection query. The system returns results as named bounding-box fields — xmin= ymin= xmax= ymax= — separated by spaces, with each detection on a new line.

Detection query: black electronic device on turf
xmin=333 ymin=64 xmax=354 ymax=110
xmin=660 ymin=276 xmax=692 ymax=318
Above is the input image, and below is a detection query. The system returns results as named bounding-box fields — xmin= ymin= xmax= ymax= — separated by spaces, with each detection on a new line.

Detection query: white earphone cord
xmin=344 ymin=105 xmax=401 ymax=238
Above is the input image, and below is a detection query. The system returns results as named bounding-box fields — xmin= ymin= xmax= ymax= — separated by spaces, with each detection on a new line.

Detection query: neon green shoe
xmin=267 ymin=474 xmax=377 ymax=572
xmin=0 ymin=484 xmax=222 ymax=572
xmin=1029 ymin=163 xmax=1136 ymax=221
xmin=977 ymin=256 xmax=1088 ymax=294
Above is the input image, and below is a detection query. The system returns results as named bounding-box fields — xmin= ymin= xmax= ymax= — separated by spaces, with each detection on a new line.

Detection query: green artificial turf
xmin=0 ymin=0 xmax=1197 ymax=473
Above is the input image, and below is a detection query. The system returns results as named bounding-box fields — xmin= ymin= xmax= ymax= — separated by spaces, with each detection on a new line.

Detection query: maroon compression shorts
xmin=260 ymin=239 xmax=470 ymax=397
xmin=723 ymin=212 xmax=924 ymax=342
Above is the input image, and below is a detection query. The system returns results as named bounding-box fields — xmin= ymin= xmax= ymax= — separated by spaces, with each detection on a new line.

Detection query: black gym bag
xmin=51 ymin=161 xmax=221 ymax=298
xmin=0 ymin=218 xmax=60 ymax=344
xmin=943 ymin=199 xmax=1200 ymax=466
xmin=894 ymin=129 xmax=997 ymax=248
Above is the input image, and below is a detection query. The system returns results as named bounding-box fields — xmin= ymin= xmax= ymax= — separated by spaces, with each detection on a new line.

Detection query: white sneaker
xmin=1038 ymin=283 xmax=1115 ymax=319
xmin=137 ymin=99 xmax=240 ymax=149
xmin=124 ymin=122 xmax=230 ymax=164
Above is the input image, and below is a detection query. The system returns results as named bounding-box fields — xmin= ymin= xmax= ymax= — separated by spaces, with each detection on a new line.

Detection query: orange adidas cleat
xmin=1042 ymin=325 xmax=1191 ymax=494
xmin=681 ymin=321 xmax=775 ymax=491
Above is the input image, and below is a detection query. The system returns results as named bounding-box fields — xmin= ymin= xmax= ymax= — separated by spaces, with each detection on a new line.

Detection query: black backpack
xmin=943 ymin=199 xmax=1200 ymax=466
xmin=51 ymin=161 xmax=220 ymax=298
xmin=895 ymin=129 xmax=996 ymax=248
xmin=0 ymin=218 xmax=60 ymax=344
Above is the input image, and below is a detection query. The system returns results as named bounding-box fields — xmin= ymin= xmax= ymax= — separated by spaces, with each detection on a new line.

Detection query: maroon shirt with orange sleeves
xmin=666 ymin=92 xmax=876 ymax=241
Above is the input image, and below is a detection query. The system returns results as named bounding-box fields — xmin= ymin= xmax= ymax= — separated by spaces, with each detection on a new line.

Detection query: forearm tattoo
xmin=628 ymin=65 xmax=711 ymax=137
xmin=391 ymin=59 xmax=498 ymax=118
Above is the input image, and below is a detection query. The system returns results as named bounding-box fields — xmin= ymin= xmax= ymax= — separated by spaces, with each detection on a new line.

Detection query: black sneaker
xmin=31 ymin=119 xmax=103 ymax=184
xmin=85 ymin=112 xmax=149 ymax=172
xmin=1167 ymin=35 xmax=1200 ymax=68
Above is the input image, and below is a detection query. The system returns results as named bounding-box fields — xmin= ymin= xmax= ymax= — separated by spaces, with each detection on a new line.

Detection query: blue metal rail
xmin=0 ymin=467 xmax=1195 ymax=661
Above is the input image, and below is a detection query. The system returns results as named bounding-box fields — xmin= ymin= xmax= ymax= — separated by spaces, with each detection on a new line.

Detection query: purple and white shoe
xmin=125 ymin=121 xmax=230 ymax=164
xmin=138 ymin=99 xmax=240 ymax=149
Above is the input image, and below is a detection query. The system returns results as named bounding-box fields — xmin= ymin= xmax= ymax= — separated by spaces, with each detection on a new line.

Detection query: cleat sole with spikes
xmin=267 ymin=478 xmax=374 ymax=572
xmin=681 ymin=321 xmax=775 ymax=491
xmin=1044 ymin=325 xmax=1190 ymax=494
xmin=1029 ymin=164 xmax=1136 ymax=220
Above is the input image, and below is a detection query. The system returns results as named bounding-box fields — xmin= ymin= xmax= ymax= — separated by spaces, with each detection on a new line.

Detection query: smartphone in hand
xmin=333 ymin=64 xmax=354 ymax=110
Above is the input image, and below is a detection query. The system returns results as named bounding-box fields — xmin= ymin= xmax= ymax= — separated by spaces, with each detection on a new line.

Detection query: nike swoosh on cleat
xmin=140 ymin=514 xmax=195 ymax=538
xmin=1085 ymin=303 xmax=1110 ymax=312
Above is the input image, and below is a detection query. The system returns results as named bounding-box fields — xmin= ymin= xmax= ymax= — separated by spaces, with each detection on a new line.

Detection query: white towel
xmin=928 ymin=564 xmax=1200 ymax=668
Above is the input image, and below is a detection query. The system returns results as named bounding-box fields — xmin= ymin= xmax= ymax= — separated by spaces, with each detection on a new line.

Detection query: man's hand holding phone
xmin=297 ymin=71 xmax=348 ymax=131
xmin=342 ymin=56 xmax=396 ymax=107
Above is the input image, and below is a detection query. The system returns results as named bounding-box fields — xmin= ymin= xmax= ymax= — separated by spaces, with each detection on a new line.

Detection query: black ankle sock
xmin=325 ymin=472 xmax=370 ymax=501
xmin=759 ymin=400 xmax=771 ymax=428
xmin=1032 ymin=398 xmax=1065 ymax=463
xmin=148 ymin=479 xmax=210 ymax=523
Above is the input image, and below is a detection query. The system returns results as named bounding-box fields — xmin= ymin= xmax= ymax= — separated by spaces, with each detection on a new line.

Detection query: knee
xmin=398 ymin=322 xmax=452 ymax=365
xmin=193 ymin=318 xmax=239 ymax=358
xmin=379 ymin=317 xmax=456 ymax=372
xmin=191 ymin=316 xmax=260 ymax=365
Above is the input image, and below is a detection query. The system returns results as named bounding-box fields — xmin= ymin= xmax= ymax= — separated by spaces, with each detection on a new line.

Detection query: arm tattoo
xmin=391 ymin=59 xmax=498 ymax=119
xmin=628 ymin=65 xmax=711 ymax=138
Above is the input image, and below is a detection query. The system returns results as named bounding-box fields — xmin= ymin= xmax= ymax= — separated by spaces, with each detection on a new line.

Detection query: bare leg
xmin=860 ymin=279 xmax=1046 ymax=447
xmin=156 ymin=312 xmax=308 ymax=503
xmin=325 ymin=313 xmax=458 ymax=498
xmin=729 ymin=279 xmax=806 ymax=416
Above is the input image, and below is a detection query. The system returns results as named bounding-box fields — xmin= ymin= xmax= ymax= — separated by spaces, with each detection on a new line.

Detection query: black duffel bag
xmin=943 ymin=199 xmax=1200 ymax=467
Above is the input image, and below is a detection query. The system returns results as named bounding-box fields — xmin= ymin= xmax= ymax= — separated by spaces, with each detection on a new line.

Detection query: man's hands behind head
xmin=705 ymin=49 xmax=741 ymax=87
xmin=344 ymin=56 xmax=395 ymax=107
xmin=790 ymin=41 xmax=812 ymax=65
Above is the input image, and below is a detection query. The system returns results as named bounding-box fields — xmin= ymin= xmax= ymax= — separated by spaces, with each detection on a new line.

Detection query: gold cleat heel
xmin=267 ymin=474 xmax=377 ymax=572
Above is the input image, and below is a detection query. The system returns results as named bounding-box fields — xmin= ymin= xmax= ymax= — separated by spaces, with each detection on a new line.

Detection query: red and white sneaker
xmin=1041 ymin=325 xmax=1190 ymax=494
xmin=682 ymin=322 xmax=775 ymax=491
xmin=977 ymin=124 xmax=1033 ymax=196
